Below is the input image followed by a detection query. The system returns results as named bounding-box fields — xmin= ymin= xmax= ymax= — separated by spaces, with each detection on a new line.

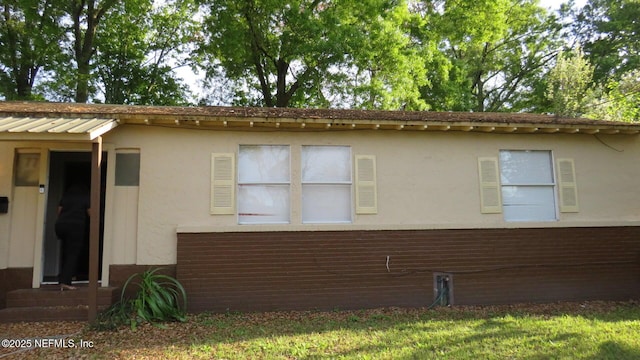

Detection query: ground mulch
xmin=1 ymin=300 xmax=637 ymax=359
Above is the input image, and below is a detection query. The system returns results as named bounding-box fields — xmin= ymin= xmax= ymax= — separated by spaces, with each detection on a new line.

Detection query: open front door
xmin=42 ymin=151 xmax=107 ymax=284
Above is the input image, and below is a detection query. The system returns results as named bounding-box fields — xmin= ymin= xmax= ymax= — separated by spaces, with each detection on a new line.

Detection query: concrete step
xmin=0 ymin=285 xmax=120 ymax=322
xmin=0 ymin=305 xmax=109 ymax=323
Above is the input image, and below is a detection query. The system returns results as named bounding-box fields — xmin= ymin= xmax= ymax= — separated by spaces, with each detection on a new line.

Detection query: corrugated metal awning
xmin=0 ymin=116 xmax=118 ymax=141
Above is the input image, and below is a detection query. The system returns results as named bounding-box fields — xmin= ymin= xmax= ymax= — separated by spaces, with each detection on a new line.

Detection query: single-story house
xmin=0 ymin=101 xmax=639 ymax=318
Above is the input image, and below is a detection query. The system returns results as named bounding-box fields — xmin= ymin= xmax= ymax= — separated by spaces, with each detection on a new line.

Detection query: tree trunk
xmin=275 ymin=59 xmax=289 ymax=107
xmin=72 ymin=0 xmax=116 ymax=103
xmin=75 ymin=60 xmax=91 ymax=103
xmin=15 ymin=66 xmax=36 ymax=99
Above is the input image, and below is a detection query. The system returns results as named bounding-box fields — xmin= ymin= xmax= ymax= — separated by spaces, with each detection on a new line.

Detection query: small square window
xmin=14 ymin=152 xmax=40 ymax=186
xmin=115 ymin=152 xmax=140 ymax=186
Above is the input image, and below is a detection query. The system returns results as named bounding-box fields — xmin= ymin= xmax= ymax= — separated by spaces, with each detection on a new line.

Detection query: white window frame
xmin=301 ymin=145 xmax=353 ymax=224
xmin=237 ymin=145 xmax=291 ymax=224
xmin=499 ymin=150 xmax=558 ymax=222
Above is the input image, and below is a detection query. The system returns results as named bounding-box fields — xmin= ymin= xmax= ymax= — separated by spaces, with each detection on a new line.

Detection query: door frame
xmin=31 ymin=143 xmax=115 ymax=288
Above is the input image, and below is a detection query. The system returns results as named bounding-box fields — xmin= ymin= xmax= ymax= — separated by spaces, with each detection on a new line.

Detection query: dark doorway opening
xmin=43 ymin=151 xmax=107 ymax=284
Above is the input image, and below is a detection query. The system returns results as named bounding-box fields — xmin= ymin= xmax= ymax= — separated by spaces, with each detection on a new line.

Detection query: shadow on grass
xmin=83 ymin=301 xmax=640 ymax=359
xmin=590 ymin=341 xmax=640 ymax=360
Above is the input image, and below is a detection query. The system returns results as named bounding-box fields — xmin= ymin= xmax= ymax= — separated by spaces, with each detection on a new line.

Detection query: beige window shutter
xmin=478 ymin=157 xmax=502 ymax=214
xmin=355 ymin=155 xmax=377 ymax=214
xmin=557 ymin=158 xmax=579 ymax=213
xmin=210 ymin=153 xmax=235 ymax=215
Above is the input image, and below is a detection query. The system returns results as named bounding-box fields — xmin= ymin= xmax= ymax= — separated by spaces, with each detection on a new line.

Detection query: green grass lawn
xmin=10 ymin=301 xmax=640 ymax=359
xmin=177 ymin=303 xmax=640 ymax=360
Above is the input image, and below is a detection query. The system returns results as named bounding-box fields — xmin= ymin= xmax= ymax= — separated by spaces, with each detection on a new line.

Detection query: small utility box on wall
xmin=433 ymin=273 xmax=453 ymax=306
xmin=0 ymin=197 xmax=8 ymax=214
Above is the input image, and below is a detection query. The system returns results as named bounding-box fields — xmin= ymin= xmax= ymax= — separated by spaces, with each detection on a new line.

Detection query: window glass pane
xmin=238 ymin=185 xmax=290 ymax=223
xmin=238 ymin=145 xmax=290 ymax=224
xmin=502 ymin=186 xmax=556 ymax=221
xmin=238 ymin=145 xmax=289 ymax=183
xmin=115 ymin=153 xmax=140 ymax=186
xmin=15 ymin=153 xmax=40 ymax=186
xmin=302 ymin=184 xmax=351 ymax=223
xmin=500 ymin=150 xmax=553 ymax=185
xmin=302 ymin=146 xmax=351 ymax=182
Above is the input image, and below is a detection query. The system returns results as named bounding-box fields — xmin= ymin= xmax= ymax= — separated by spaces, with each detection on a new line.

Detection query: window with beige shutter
xmin=211 ymin=146 xmax=378 ymax=224
xmin=477 ymin=157 xmax=502 ymax=214
xmin=478 ymin=151 xmax=578 ymax=221
xmin=355 ymin=155 xmax=377 ymax=214
xmin=557 ymin=158 xmax=579 ymax=213
xmin=210 ymin=153 xmax=235 ymax=215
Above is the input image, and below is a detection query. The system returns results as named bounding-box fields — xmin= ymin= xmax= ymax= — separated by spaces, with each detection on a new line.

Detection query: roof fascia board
xmin=117 ymin=116 xmax=640 ymax=134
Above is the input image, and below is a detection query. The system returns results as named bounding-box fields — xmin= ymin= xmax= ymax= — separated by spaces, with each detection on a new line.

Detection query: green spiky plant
xmin=92 ymin=267 xmax=187 ymax=330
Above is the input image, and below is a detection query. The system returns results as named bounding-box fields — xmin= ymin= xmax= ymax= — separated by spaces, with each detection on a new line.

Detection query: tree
xmin=197 ymin=0 xmax=428 ymax=108
xmin=69 ymin=0 xmax=117 ymax=103
xmin=337 ymin=4 xmax=429 ymax=110
xmin=417 ymin=0 xmax=562 ymax=112
xmin=559 ymin=0 xmax=640 ymax=122
xmin=568 ymin=0 xmax=640 ymax=85
xmin=94 ymin=0 xmax=197 ymax=105
xmin=36 ymin=0 xmax=197 ymax=104
xmin=546 ymin=48 xmax=596 ymax=118
xmin=37 ymin=0 xmax=118 ymax=103
xmin=0 ymin=0 xmax=65 ymax=100
xmin=585 ymin=69 xmax=640 ymax=122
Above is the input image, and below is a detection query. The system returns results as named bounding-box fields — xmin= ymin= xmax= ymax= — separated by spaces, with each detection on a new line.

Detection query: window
xmin=211 ymin=146 xmax=377 ymax=223
xmin=237 ymin=145 xmax=290 ymax=224
xmin=499 ymin=150 xmax=556 ymax=222
xmin=14 ymin=152 xmax=40 ymax=186
xmin=115 ymin=151 xmax=140 ymax=186
xmin=302 ymin=146 xmax=352 ymax=223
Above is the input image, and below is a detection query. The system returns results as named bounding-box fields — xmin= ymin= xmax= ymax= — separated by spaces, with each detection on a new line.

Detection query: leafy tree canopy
xmin=418 ymin=0 xmax=562 ymax=112
xmin=0 ymin=0 xmax=65 ymax=100
xmin=0 ymin=0 xmax=636 ymax=120
xmin=196 ymin=0 xmax=430 ymax=109
xmin=547 ymin=48 xmax=596 ymax=118
xmin=567 ymin=0 xmax=640 ymax=84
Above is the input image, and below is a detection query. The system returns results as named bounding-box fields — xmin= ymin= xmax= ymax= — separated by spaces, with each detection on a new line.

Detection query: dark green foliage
xmin=0 ymin=0 xmax=636 ymax=115
xmin=568 ymin=0 xmax=640 ymax=84
xmin=0 ymin=0 xmax=65 ymax=100
xmin=92 ymin=268 xmax=187 ymax=331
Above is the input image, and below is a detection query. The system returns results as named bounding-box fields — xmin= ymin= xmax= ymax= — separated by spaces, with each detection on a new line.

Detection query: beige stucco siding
xmin=0 ymin=143 xmax=14 ymax=269
xmin=2 ymin=126 xmax=640 ymax=270
xmin=566 ymin=135 xmax=640 ymax=221
xmin=110 ymin=186 xmax=138 ymax=264
xmin=99 ymin=126 xmax=640 ymax=265
xmin=7 ymin=187 xmax=38 ymax=267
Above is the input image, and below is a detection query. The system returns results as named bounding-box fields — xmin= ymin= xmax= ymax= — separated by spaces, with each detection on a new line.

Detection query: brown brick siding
xmin=177 ymin=227 xmax=640 ymax=313
xmin=0 ymin=268 xmax=32 ymax=309
xmin=109 ymin=264 xmax=177 ymax=300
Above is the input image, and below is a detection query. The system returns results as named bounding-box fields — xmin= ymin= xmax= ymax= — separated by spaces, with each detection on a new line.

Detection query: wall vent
xmin=433 ymin=273 xmax=453 ymax=306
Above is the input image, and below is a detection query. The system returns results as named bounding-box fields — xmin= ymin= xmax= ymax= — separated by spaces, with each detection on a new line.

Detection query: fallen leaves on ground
xmin=1 ymin=300 xmax=637 ymax=359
